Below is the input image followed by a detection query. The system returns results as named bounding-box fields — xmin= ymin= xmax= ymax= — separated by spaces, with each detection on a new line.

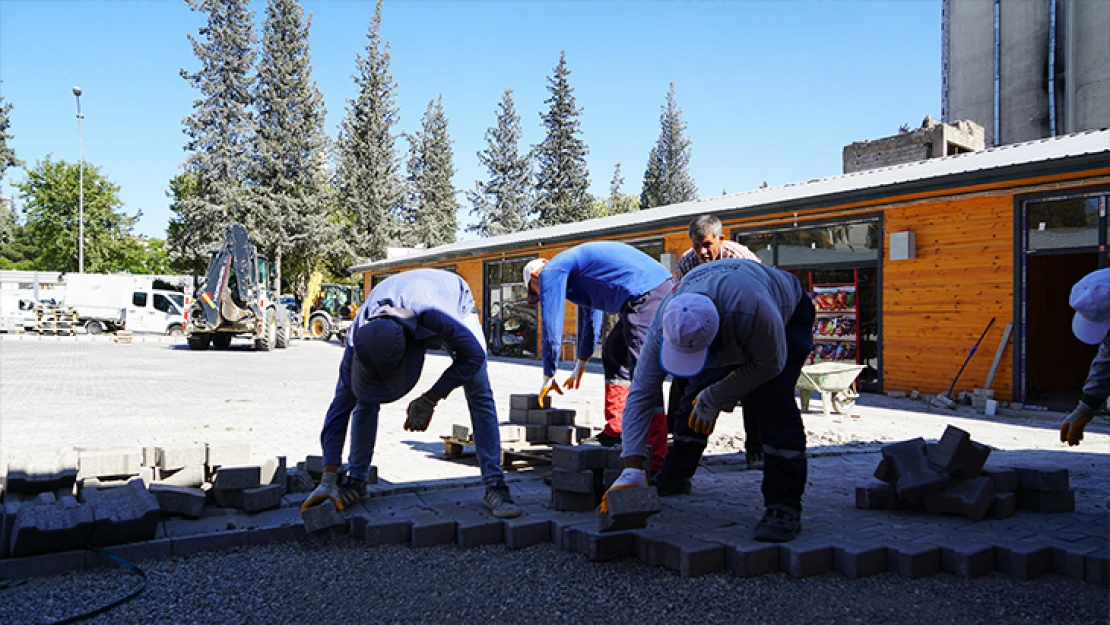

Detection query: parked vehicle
xmin=302 ymin=272 xmax=362 ymax=342
xmin=185 ymin=225 xmax=291 ymax=351
xmin=63 ymin=273 xmax=186 ymax=335
xmin=0 ymin=292 xmax=39 ymax=333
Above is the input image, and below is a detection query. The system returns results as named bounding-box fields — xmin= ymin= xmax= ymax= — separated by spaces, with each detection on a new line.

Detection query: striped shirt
xmin=676 ymin=239 xmax=763 ymax=279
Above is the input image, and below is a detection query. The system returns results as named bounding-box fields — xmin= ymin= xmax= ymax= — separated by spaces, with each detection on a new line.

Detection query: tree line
xmin=0 ymin=0 xmax=698 ymax=292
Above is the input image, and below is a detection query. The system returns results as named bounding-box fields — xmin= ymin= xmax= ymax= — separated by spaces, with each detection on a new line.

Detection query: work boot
xmin=337 ymin=476 xmax=370 ymax=510
xmin=583 ymin=431 xmax=622 ymax=448
xmin=745 ymin=450 xmax=764 ymax=471
xmin=653 ymin=473 xmax=692 ymax=497
xmin=753 ymin=504 xmax=802 ymax=543
xmin=483 ymin=483 xmax=522 ymax=518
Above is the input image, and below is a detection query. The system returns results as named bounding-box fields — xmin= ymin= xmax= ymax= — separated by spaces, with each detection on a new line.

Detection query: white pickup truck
xmin=64 ymin=273 xmax=187 ymax=335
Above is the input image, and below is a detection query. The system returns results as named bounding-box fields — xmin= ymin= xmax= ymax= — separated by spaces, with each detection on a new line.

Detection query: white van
xmin=125 ymin=289 xmax=186 ymax=336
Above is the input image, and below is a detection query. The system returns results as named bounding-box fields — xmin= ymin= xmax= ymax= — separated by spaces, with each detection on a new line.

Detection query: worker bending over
xmin=1060 ymin=267 xmax=1110 ymax=447
xmin=524 ymin=241 xmax=672 ymax=471
xmin=302 ymin=269 xmax=521 ymax=519
xmin=604 ymin=259 xmax=814 ymax=542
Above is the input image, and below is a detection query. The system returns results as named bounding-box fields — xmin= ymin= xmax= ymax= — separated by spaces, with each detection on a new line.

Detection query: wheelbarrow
xmin=796 ymin=362 xmax=867 ymax=416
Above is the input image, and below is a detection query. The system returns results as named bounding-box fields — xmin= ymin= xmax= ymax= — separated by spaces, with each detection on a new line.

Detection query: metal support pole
xmin=73 ymin=86 xmax=85 ymax=273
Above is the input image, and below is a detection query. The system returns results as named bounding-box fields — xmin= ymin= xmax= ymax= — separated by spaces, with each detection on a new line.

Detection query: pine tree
xmin=533 ymin=51 xmax=591 ymax=228
xmin=249 ymin=0 xmax=334 ymax=290
xmin=335 ymin=0 xmax=403 ymax=262
xmin=172 ymin=0 xmax=256 ymax=268
xmin=467 ymin=88 xmax=532 ymax=237
xmin=0 ymin=96 xmax=22 ymax=246
xmin=606 ymin=162 xmax=638 ymax=216
xmin=401 ymin=96 xmax=457 ymax=248
xmin=640 ymin=82 xmax=697 ymax=209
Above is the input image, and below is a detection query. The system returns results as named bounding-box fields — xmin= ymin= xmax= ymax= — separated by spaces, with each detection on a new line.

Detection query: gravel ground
xmin=2 ymin=539 xmax=1105 ymax=625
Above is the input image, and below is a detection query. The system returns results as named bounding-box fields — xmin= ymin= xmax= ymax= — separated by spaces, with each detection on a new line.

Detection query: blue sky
xmin=0 ymin=1 xmax=941 ymax=240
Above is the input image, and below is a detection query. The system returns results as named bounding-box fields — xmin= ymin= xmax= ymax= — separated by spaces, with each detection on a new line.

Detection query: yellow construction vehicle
xmin=302 ymin=272 xmax=362 ymax=341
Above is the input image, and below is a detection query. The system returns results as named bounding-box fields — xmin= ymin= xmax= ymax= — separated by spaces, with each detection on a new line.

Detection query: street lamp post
xmin=73 ymin=86 xmax=84 ymax=273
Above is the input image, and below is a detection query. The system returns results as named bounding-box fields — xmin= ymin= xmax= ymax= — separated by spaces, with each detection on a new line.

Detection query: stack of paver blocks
xmin=501 ymin=394 xmax=590 ymax=446
xmin=857 ymin=425 xmax=1074 ymax=520
xmin=548 ymin=444 xmax=660 ymax=533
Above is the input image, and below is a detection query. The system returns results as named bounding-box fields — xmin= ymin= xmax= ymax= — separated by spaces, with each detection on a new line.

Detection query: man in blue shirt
xmin=301 ymin=269 xmax=521 ymax=519
xmin=524 ymin=241 xmax=673 ymax=471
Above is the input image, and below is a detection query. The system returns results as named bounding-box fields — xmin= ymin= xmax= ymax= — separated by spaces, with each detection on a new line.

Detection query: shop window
xmin=370 ymin=273 xmax=396 ymax=289
xmin=1026 ymin=197 xmax=1100 ymax=251
xmin=776 ymin=222 xmax=879 ymax=267
xmin=735 ymin=233 xmax=774 ymax=264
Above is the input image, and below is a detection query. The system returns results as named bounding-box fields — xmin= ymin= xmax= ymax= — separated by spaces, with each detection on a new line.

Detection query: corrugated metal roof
xmin=351 ymin=128 xmax=1110 ymax=273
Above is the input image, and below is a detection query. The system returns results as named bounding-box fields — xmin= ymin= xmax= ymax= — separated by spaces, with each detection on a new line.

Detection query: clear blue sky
xmin=0 ymin=0 xmax=941 ymax=240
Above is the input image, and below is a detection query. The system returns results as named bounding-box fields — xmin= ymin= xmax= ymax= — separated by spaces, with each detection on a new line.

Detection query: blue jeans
xmin=346 ymin=359 xmax=506 ymax=487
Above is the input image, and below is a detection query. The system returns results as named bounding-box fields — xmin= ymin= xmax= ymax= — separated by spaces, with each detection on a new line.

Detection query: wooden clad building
xmin=352 ymin=130 xmax=1110 ymax=409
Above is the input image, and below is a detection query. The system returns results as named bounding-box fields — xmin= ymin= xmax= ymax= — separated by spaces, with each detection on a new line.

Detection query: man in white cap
xmin=600 ymin=259 xmax=814 ymax=542
xmin=1060 ymin=267 xmax=1110 ymax=446
xmin=523 ymin=241 xmax=673 ymax=472
xmin=301 ymin=269 xmax=521 ymax=518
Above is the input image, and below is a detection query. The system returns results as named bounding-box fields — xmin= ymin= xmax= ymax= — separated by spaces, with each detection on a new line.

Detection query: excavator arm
xmin=196 ymin=225 xmax=262 ymax=327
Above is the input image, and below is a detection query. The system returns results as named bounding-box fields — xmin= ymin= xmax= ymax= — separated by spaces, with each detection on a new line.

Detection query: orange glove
xmin=539 ymin=375 xmax=563 ymax=405
xmin=599 ymin=468 xmax=648 ymax=514
xmin=687 ymin=392 xmax=720 ymax=436
xmin=563 ymin=360 xmax=588 ymax=390
xmin=1060 ymin=403 xmax=1096 ymax=446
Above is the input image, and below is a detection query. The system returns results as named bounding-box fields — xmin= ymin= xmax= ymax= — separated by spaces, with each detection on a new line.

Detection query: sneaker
xmin=745 ymin=451 xmax=764 ymax=471
xmin=337 ymin=476 xmax=370 ymax=510
xmin=484 ymin=484 xmax=522 ymax=519
xmin=583 ymin=432 xmax=622 ymax=448
xmin=753 ymin=504 xmax=802 ymax=542
xmin=653 ymin=474 xmax=692 ymax=497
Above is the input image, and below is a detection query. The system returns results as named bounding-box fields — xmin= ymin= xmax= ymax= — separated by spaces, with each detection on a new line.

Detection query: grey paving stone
xmin=602 ymin=468 xmax=623 ymax=491
xmin=302 ymin=500 xmax=347 ymax=534
xmin=605 ymin=448 xmax=624 ymax=470
xmin=87 ymin=538 xmax=174 ymax=567
xmin=148 ymin=483 xmax=206 ymax=518
xmin=981 ymin=464 xmax=1019 ymax=492
xmin=881 ymin=438 xmax=951 ymax=500
xmin=528 ymin=408 xmax=575 ymax=426
xmin=171 ymin=529 xmax=249 ymax=557
xmin=156 ymin=444 xmax=207 ymax=470
xmin=77 ymin=449 xmax=141 ymax=480
xmin=886 ymin=542 xmax=941 ymax=579
xmin=508 ymin=409 xmax=530 ymax=425
xmin=213 ymin=465 xmax=262 ymax=490
xmin=938 ymin=542 xmax=995 ymax=579
xmin=155 ymin=464 xmax=206 ymax=488
xmin=716 ymin=536 xmax=780 ymax=577
xmin=1012 ymin=465 xmax=1070 ymax=492
xmin=9 ymin=497 xmax=95 ymax=557
xmin=163 ymin=512 xmax=243 ymax=538
xmin=206 ymin=443 xmax=251 ymax=469
xmin=565 ymin=524 xmax=635 ymax=562
xmin=502 ymin=515 xmax=551 ymax=549
xmin=995 ymin=542 xmax=1052 ymax=580
xmin=551 ymin=445 xmax=608 ymax=472
xmin=598 ymin=486 xmax=661 ymax=532
xmin=239 ymin=484 xmax=283 ymax=513
xmin=779 ymin=540 xmax=834 ymax=578
xmin=940 ymin=476 xmax=996 ymax=521
xmin=5 ymin=451 xmax=79 ymax=494
xmin=246 ymin=520 xmax=306 ymax=546
xmin=633 ymin=527 xmax=673 ymax=566
xmin=1086 ymin=548 xmax=1109 ymax=585
xmin=1051 ymin=545 xmax=1102 ymax=581
xmin=653 ymin=533 xmax=727 ymax=578
xmin=927 ymin=425 xmax=990 ymax=478
xmin=303 ymin=455 xmax=324 ymax=478
xmin=408 ymin=513 xmax=457 ymax=547
xmin=0 ymin=548 xmax=87 ymax=580
xmin=1017 ymin=488 xmax=1076 ymax=513
xmin=553 ymin=490 xmax=597 ymax=512
xmin=988 ymin=491 xmax=1016 ymax=519
xmin=261 ymin=457 xmax=287 ymax=494
xmin=547 ymin=425 xmax=588 ymax=446
xmin=551 ymin=469 xmax=596 ymax=495
xmin=80 ymin=479 xmax=161 ymax=547
xmin=452 ymin=424 xmax=471 ymax=441
xmin=855 ymin=482 xmax=898 ymax=510
xmin=833 ymin=541 xmax=887 ymax=579
xmin=873 ymin=457 xmax=896 ymax=484
xmin=360 ymin=518 xmax=412 ymax=546
xmin=510 ymin=393 xmax=549 ymax=410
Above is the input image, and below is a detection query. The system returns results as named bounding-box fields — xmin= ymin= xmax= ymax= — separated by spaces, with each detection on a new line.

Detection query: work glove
xmin=300 ymin=471 xmax=341 ymax=514
xmin=563 ymin=359 xmax=589 ymax=390
xmin=1060 ymin=402 xmax=1096 ymax=447
xmin=688 ymin=390 xmax=721 ymax=436
xmin=598 ymin=467 xmax=648 ymax=515
xmin=539 ymin=375 xmax=563 ymax=405
xmin=404 ymin=391 xmax=440 ymax=432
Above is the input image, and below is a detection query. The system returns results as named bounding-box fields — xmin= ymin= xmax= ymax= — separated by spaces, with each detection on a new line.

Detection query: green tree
xmin=533 ymin=51 xmax=592 ymax=228
xmin=605 ymin=162 xmax=638 ymax=216
xmin=467 ymin=88 xmax=532 ymax=237
xmin=15 ymin=156 xmax=139 ymax=273
xmin=116 ymin=237 xmax=172 ymax=275
xmin=335 ymin=0 xmax=403 ymax=262
xmin=249 ymin=0 xmax=335 ymax=291
xmin=1 ymin=96 xmax=24 ymax=246
xmin=165 ymin=172 xmax=210 ymax=274
xmin=172 ymin=0 xmax=257 ymax=264
xmin=640 ymin=82 xmax=697 ymax=209
xmin=401 ymin=96 xmax=457 ymax=248
xmin=0 ymin=223 xmax=40 ymax=270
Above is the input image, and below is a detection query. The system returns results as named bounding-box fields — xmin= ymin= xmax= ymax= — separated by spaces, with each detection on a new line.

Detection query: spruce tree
xmin=401 ymin=96 xmax=457 ymax=248
xmin=249 ymin=0 xmax=333 ymax=290
xmin=533 ymin=51 xmax=591 ymax=228
xmin=467 ymin=88 xmax=531 ymax=237
xmin=0 ymin=96 xmax=22 ymax=246
xmin=335 ymin=0 xmax=403 ymax=262
xmin=173 ymin=0 xmax=256 ymax=268
xmin=640 ymin=82 xmax=697 ymax=209
xmin=607 ymin=162 xmax=638 ymax=216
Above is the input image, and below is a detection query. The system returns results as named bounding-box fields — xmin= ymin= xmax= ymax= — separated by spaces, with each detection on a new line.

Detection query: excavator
xmin=301 ymin=272 xmax=362 ymax=342
xmin=185 ymin=225 xmax=292 ymax=351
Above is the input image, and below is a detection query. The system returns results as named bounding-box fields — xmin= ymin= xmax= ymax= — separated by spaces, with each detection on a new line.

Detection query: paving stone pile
xmin=856 ymin=425 xmax=1076 ymax=521
xmin=499 ymin=393 xmax=591 ymax=446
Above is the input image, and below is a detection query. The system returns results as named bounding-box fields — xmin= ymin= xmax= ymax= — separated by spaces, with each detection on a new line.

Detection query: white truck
xmin=63 ymin=273 xmax=187 ymax=335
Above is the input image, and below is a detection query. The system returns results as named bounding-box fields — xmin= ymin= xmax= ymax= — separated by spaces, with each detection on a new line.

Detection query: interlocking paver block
xmin=834 ymin=542 xmax=887 ymax=579
xmin=1012 ymin=465 xmax=1070 ymax=492
xmin=602 ymin=468 xmax=622 ymax=490
xmin=156 ymin=465 xmax=206 ymax=488
xmin=855 ymin=482 xmax=898 ymax=510
xmin=503 ymin=515 xmax=551 ymax=549
xmin=939 ymin=543 xmax=994 ymax=578
xmin=552 ymin=445 xmax=608 ymax=472
xmin=408 ymin=514 xmax=457 ymax=547
xmin=1051 ymin=545 xmax=1100 ymax=581
xmin=510 ymin=393 xmax=550 ymax=410
xmin=981 ymin=464 xmax=1018 ymax=492
xmin=551 ymin=469 xmax=596 ymax=494
xmin=716 ymin=536 xmax=780 ymax=577
xmin=359 ymin=518 xmax=411 ymax=546
xmin=553 ymin=490 xmax=597 ymax=512
xmin=239 ymin=484 xmax=283 ymax=513
xmin=926 ymin=425 xmax=991 ymax=478
xmin=149 ymin=483 xmax=206 ymax=518
xmin=873 ymin=458 xmax=896 ymax=484
xmin=528 ymin=409 xmax=575 ymax=426
xmin=1016 ymin=488 xmax=1075 ymax=513
xmin=547 ymin=425 xmax=586 ymax=446
xmin=452 ymin=424 xmax=471 ymax=441
xmin=605 ymin=448 xmax=624 ymax=470
xmin=887 ymin=542 xmax=941 ymax=579
xmin=213 ymin=465 xmax=262 ymax=491
xmin=654 ymin=533 xmax=726 ymax=578
xmin=9 ymin=497 xmax=95 ymax=557
xmin=79 ymin=479 xmax=160 ymax=547
xmin=1086 ymin=548 xmax=1109 ymax=586
xmin=5 ymin=451 xmax=79 ymax=495
xmin=261 ymin=457 xmax=287 ymax=494
xmin=940 ymin=476 xmax=996 ymax=521
xmin=988 ymin=491 xmax=1016 ymax=519
xmin=77 ymin=449 xmax=141 ymax=480
xmin=156 ymin=444 xmax=207 ymax=470
xmin=881 ymin=438 xmax=950 ymax=500
xmin=303 ymin=455 xmax=324 ymax=478
xmin=598 ymin=486 xmax=661 ymax=533
xmin=508 ymin=409 xmax=530 ymax=425
xmin=522 ymin=425 xmax=548 ymax=442
xmin=779 ymin=540 xmax=834 ymax=578
xmin=301 ymin=500 xmax=347 ymax=534
xmin=206 ymin=443 xmax=251 ymax=469
xmin=566 ymin=524 xmax=635 ymax=561
xmin=995 ymin=542 xmax=1052 ymax=580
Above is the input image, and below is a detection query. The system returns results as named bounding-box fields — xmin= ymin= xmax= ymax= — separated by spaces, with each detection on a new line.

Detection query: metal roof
xmin=351 ymin=128 xmax=1110 ymax=273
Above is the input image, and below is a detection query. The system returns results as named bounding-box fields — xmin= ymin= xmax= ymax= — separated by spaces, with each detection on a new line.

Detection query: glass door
xmin=484 ymin=257 xmax=538 ymax=358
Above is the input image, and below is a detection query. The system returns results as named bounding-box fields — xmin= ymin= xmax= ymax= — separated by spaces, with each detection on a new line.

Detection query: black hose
xmin=51 ymin=547 xmax=147 ymax=625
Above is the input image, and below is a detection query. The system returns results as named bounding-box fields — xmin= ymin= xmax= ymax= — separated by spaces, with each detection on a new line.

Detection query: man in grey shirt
xmin=1060 ymin=267 xmax=1110 ymax=446
xmin=602 ymin=259 xmax=814 ymax=542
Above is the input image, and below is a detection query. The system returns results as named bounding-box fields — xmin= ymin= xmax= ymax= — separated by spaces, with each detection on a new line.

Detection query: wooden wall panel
xmin=882 ymin=195 xmax=1015 ymax=400
xmin=455 ymin=260 xmax=485 ymax=313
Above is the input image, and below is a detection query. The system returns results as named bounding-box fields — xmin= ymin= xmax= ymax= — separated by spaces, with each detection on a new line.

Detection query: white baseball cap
xmin=1070 ymin=267 xmax=1110 ymax=345
xmin=659 ymin=293 xmax=720 ymax=378
xmin=523 ymin=258 xmax=547 ymax=304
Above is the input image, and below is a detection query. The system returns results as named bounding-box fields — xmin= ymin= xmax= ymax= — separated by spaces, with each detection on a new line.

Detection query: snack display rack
xmin=808 ymin=270 xmax=860 ymax=364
